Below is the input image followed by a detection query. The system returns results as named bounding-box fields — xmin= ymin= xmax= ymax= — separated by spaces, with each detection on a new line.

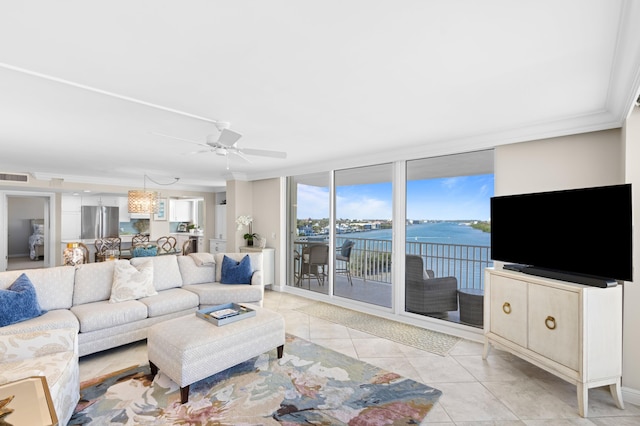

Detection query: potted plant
xmin=187 ymin=223 xmax=197 ymax=234
xmin=243 ymin=232 xmax=258 ymax=246
xmin=236 ymin=215 xmax=257 ymax=246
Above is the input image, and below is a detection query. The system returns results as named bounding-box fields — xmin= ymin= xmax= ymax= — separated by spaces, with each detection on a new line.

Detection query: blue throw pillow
xmin=0 ymin=273 xmax=47 ymax=327
xmin=220 ymin=255 xmax=253 ymax=284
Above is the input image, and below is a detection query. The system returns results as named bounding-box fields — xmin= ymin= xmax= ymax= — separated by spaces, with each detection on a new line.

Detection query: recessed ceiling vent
xmin=0 ymin=172 xmax=29 ymax=183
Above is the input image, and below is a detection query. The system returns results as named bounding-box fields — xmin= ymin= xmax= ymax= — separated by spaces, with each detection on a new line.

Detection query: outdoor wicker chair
xmin=405 ymin=254 xmax=458 ymax=314
xmin=336 ymin=240 xmax=355 ymax=285
xmin=297 ymin=244 xmax=329 ymax=287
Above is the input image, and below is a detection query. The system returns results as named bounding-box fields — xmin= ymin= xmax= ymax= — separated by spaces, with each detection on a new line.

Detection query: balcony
xmin=292 ymin=236 xmax=492 ymax=326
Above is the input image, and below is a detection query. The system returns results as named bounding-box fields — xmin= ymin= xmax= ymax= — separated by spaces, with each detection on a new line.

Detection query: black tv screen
xmin=491 ymin=184 xmax=632 ymax=282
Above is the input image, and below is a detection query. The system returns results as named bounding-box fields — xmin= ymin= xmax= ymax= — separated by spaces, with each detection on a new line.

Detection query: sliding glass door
xmin=405 ymin=150 xmax=494 ymax=326
xmin=334 ymin=164 xmax=393 ymax=308
xmin=287 ymin=172 xmax=330 ymax=294
xmin=286 ymin=150 xmax=494 ymax=329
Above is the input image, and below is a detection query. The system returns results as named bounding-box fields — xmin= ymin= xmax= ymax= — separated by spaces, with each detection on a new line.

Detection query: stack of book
xmin=196 ymin=303 xmax=256 ymax=326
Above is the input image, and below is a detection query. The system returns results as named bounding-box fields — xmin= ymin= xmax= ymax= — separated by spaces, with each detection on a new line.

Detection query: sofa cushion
xmin=109 ymin=260 xmax=157 ymax=303
xmin=0 ymin=328 xmax=77 ymax=363
xmin=73 ymin=261 xmax=116 ymax=305
xmin=131 ymin=255 xmax=183 ymax=291
xmin=220 ymin=255 xmax=253 ymax=284
xmin=138 ymin=288 xmax=199 ymax=317
xmin=0 ymin=310 xmax=79 ymax=336
xmin=0 ymin=266 xmax=75 ymax=310
xmin=70 ymin=300 xmax=148 ymax=333
xmin=183 ymin=283 xmax=263 ymax=306
xmin=177 ymin=255 xmax=215 ymax=285
xmin=0 ymin=274 xmax=47 ymax=327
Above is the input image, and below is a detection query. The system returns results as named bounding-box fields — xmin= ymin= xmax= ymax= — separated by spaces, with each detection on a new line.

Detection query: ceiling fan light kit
xmin=153 ymin=122 xmax=287 ymax=162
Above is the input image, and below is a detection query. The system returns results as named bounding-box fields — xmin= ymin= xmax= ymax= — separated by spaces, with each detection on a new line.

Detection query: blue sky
xmin=297 ymin=174 xmax=494 ymax=221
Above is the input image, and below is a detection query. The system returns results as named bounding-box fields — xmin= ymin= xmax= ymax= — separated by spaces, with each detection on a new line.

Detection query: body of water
xmin=343 ymin=222 xmax=490 ymax=247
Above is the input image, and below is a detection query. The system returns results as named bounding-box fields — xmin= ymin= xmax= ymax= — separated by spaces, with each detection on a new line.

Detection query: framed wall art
xmin=154 ymin=198 xmax=167 ymax=221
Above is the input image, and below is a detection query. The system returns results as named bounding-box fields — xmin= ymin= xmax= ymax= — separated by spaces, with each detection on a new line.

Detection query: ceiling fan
xmin=154 ymin=122 xmax=287 ymax=161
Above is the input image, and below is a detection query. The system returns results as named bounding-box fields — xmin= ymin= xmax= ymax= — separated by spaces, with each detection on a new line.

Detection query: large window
xmin=287 ymin=173 xmax=330 ymax=294
xmin=286 ymin=150 xmax=494 ymax=330
xmin=334 ymin=164 xmax=393 ymax=308
xmin=405 ymin=150 xmax=494 ymax=326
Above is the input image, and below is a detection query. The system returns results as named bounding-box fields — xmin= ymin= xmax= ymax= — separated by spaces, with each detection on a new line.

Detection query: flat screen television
xmin=490 ymin=184 xmax=632 ymax=287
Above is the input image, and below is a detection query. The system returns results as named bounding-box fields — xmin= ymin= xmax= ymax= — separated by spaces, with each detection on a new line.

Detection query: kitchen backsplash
xmin=119 ymin=219 xmax=149 ymax=235
xmin=119 ymin=220 xmax=193 ymax=235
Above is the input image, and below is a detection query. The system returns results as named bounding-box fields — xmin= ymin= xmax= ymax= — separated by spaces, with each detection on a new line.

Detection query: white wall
xmin=494 ymin=128 xmax=623 ymax=196
xmin=251 ymin=178 xmax=282 ymax=286
xmin=8 ymin=196 xmax=45 ymax=256
xmin=226 ymin=180 xmax=253 ymax=251
xmin=623 ymin=106 xmax=640 ymax=403
xmin=494 ymin=127 xmax=640 ymax=403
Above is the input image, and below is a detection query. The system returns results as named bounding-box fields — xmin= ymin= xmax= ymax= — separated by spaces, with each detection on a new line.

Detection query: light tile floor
xmin=79 ymin=291 xmax=640 ymax=425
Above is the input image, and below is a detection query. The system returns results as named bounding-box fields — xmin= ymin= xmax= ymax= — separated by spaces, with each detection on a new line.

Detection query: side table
xmin=0 ymin=376 xmax=58 ymax=425
xmin=458 ymin=288 xmax=484 ymax=327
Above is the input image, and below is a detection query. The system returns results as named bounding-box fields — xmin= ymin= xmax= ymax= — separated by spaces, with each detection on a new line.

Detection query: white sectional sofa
xmin=0 ymin=252 xmax=264 ymax=425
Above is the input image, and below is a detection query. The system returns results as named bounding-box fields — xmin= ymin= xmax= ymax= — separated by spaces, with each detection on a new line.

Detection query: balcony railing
xmin=335 ymin=236 xmax=492 ymax=290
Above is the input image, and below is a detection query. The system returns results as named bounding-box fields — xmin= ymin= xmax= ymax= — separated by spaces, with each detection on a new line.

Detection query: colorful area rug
xmin=70 ymin=334 xmax=441 ymax=425
xmin=295 ymin=301 xmax=461 ymax=356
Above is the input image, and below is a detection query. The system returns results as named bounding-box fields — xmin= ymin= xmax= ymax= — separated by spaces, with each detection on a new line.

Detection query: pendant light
xmin=127 ymin=174 xmax=180 ymax=214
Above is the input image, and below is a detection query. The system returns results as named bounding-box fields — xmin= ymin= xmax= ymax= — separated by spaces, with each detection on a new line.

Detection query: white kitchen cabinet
xmin=484 ymin=268 xmax=624 ymax=417
xmin=210 ymin=238 xmax=226 ymax=254
xmin=173 ymin=233 xmax=190 ymax=254
xmin=117 ymin=196 xmax=150 ymax=221
xmin=214 ymin=204 xmax=227 ymax=239
xmin=81 ymin=195 xmax=119 ymax=207
xmin=118 ymin=197 xmax=130 ymax=222
xmin=62 ymin=195 xmax=81 ymax=212
xmin=61 ymin=195 xmax=82 ymax=240
xmin=61 ymin=212 xmax=81 ymax=240
xmin=240 ymin=247 xmax=274 ymax=286
xmin=170 ymin=200 xmax=193 ymax=222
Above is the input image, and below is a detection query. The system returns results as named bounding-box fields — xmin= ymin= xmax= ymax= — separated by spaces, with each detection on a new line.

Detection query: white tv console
xmin=483 ymin=267 xmax=624 ymax=417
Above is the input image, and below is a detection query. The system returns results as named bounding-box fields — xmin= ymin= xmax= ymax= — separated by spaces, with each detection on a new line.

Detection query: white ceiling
xmin=1 ymin=1 xmax=639 ymax=192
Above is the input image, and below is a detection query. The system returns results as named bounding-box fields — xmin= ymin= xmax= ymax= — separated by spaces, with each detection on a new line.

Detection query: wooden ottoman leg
xmin=180 ymin=386 xmax=190 ymax=404
xmin=277 ymin=345 xmax=284 ymax=359
xmin=149 ymin=361 xmax=158 ymax=376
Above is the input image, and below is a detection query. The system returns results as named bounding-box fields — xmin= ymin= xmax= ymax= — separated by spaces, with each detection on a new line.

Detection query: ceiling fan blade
xmin=183 ymin=149 xmax=212 ymax=155
xmin=230 ymin=149 xmax=252 ymax=163
xmin=218 ymin=128 xmax=242 ymax=146
xmin=152 ymin=132 xmax=207 ymax=147
xmin=240 ymin=148 xmax=287 ymax=159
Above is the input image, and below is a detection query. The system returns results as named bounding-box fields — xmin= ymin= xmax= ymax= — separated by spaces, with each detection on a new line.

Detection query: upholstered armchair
xmin=0 ymin=328 xmax=80 ymax=425
xmin=405 ymin=255 xmax=458 ymax=314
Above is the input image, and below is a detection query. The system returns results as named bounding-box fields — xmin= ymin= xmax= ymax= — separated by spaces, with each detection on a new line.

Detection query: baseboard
xmin=8 ymin=253 xmax=30 ymax=258
xmin=622 ymin=386 xmax=640 ymax=407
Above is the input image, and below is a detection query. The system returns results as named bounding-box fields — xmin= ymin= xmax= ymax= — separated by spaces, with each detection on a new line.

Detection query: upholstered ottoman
xmin=147 ymin=305 xmax=285 ymax=403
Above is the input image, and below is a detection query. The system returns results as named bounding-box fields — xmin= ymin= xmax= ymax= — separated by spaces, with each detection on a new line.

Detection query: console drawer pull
xmin=502 ymin=302 xmax=511 ymax=314
xmin=545 ymin=316 xmax=557 ymax=330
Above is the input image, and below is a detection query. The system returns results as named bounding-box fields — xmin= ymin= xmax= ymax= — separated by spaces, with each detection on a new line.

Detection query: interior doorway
xmin=1 ymin=192 xmax=54 ymax=272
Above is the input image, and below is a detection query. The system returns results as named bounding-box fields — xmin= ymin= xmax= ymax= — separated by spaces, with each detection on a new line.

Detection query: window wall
xmin=286 ymin=150 xmax=494 ymax=330
xmin=287 ymin=172 xmax=330 ymax=294
xmin=334 ymin=164 xmax=393 ymax=308
xmin=405 ymin=151 xmax=494 ymax=327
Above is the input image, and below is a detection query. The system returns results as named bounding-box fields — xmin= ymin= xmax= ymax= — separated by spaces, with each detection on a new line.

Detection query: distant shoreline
xmin=470 ymin=221 xmax=491 ymax=233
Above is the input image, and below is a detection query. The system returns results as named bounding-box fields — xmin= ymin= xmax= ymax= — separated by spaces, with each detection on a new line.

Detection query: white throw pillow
xmin=109 ymin=259 xmax=156 ymax=303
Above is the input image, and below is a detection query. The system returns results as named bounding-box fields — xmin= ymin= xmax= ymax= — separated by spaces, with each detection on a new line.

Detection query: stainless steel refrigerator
xmin=81 ymin=206 xmax=120 ymax=239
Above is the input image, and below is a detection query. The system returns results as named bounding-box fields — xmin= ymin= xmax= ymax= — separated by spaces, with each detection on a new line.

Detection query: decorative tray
xmin=196 ymin=303 xmax=256 ymax=326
